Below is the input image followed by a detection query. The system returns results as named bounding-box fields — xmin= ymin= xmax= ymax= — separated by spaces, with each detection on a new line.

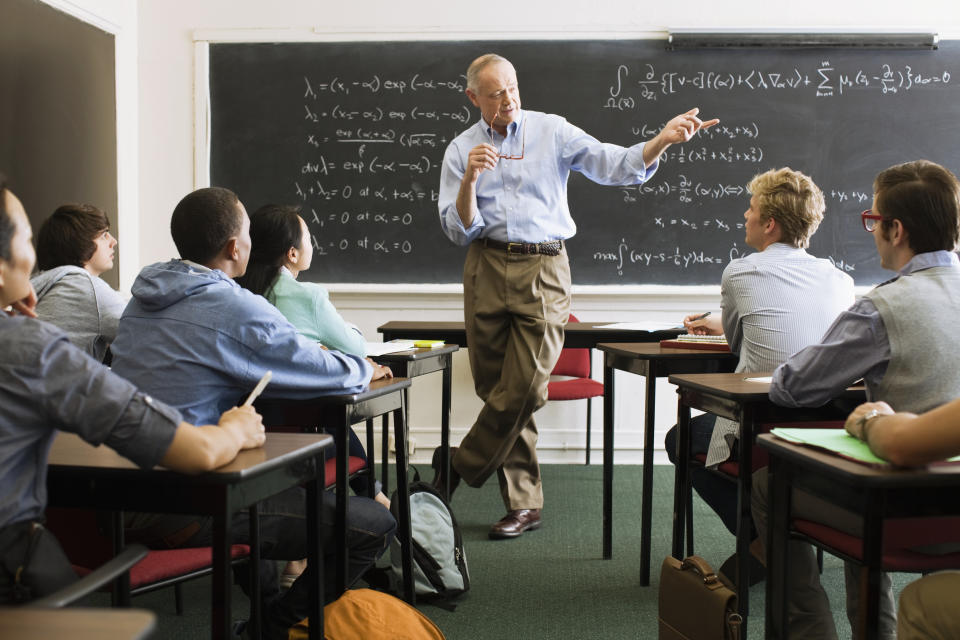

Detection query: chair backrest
xmin=551 ymin=313 xmax=591 ymax=378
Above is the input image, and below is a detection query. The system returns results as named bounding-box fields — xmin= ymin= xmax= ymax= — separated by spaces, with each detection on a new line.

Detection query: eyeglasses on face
xmin=861 ymin=209 xmax=884 ymax=232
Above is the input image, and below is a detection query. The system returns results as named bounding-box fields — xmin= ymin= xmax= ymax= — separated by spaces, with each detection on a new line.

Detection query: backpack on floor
xmin=287 ymin=588 xmax=446 ymax=639
xmin=390 ymin=477 xmax=469 ymax=608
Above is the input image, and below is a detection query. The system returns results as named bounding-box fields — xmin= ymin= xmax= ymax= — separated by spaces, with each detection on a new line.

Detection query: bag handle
xmin=680 ymin=555 xmax=720 ymax=585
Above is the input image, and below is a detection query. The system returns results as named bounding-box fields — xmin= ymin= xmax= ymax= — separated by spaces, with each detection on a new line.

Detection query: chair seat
xmin=793 ymin=518 xmax=960 ymax=571
xmin=547 ymin=378 xmax=604 ymax=401
xmin=73 ymin=544 xmax=250 ymax=587
xmin=325 ymin=455 xmax=367 ymax=487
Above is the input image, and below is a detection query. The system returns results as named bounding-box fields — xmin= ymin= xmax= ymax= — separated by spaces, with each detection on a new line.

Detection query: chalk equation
xmin=303 ymin=74 xmax=465 ymax=98
xmin=606 ymin=61 xmax=953 ymax=104
xmin=311 ymin=233 xmax=415 ymax=257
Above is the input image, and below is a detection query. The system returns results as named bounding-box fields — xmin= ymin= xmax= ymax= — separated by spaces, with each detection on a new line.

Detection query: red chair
xmin=547 ymin=313 xmax=604 ymax=464
xmin=44 ymin=507 xmax=249 ymax=613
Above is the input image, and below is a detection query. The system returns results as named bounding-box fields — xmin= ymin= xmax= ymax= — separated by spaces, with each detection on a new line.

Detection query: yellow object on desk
xmin=413 ymin=340 xmax=446 ymax=348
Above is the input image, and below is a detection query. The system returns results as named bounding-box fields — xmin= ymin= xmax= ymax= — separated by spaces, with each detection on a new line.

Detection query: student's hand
xmin=683 ymin=313 xmax=723 ymax=335
xmin=464 ymin=143 xmax=500 ymax=182
xmin=844 ymin=401 xmax=895 ymax=440
xmin=219 ymin=405 xmax=266 ymax=449
xmin=6 ymin=285 xmax=38 ymax=318
xmin=369 ymin=361 xmax=393 ymax=381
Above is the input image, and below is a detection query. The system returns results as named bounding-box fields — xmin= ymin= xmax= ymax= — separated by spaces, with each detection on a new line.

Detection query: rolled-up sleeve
xmin=438 ymin=141 xmax=485 ymax=245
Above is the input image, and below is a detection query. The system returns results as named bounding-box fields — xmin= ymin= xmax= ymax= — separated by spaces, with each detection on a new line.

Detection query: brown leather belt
xmin=479 ymin=238 xmax=564 ymax=256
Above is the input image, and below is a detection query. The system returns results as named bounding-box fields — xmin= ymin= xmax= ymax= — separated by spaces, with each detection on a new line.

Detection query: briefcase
xmin=658 ymin=555 xmax=742 ymax=640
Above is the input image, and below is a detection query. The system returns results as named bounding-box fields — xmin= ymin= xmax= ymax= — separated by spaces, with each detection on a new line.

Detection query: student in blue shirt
xmin=110 ymin=186 xmax=396 ymax=639
xmin=0 ymin=175 xmax=265 ymax=604
xmin=437 ymin=52 xmax=719 ymax=539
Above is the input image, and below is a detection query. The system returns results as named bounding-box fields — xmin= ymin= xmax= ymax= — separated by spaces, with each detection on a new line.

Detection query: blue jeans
xmin=664 ymin=413 xmax=741 ymax=536
xmin=152 ymin=488 xmax=396 ymax=640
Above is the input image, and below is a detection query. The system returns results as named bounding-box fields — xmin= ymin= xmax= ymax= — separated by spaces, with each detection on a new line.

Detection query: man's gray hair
xmin=466 ymin=54 xmax=510 ymax=91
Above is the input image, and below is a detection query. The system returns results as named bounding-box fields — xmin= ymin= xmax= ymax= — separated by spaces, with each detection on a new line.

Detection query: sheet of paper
xmin=743 ymin=376 xmax=773 ymax=384
xmin=593 ymin=321 xmax=682 ymax=331
xmin=364 ymin=340 xmax=416 ymax=357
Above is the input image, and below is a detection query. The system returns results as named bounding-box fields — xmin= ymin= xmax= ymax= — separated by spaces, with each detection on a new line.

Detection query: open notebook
xmin=659 ymin=334 xmax=730 ymax=352
xmin=771 ymin=428 xmax=960 ymax=468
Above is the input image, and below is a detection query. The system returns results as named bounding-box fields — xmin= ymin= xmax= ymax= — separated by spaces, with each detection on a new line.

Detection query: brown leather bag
xmin=658 ymin=555 xmax=742 ymax=640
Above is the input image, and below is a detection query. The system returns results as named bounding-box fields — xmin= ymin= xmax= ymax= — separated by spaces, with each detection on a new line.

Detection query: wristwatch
xmin=857 ymin=408 xmax=882 ymax=440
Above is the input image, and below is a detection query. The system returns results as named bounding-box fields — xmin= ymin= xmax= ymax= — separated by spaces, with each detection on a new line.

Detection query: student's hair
xmin=466 ymin=53 xmax=510 ymax=91
xmin=236 ymin=204 xmax=304 ymax=297
xmin=170 ymin=187 xmax=242 ymax=263
xmin=35 ymin=203 xmax=110 ymax=271
xmin=873 ymin=160 xmax=960 ymax=253
xmin=746 ymin=167 xmax=825 ymax=248
xmin=0 ymin=172 xmax=12 ymax=261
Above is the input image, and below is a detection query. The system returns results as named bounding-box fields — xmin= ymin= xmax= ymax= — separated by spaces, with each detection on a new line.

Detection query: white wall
xmin=134 ymin=0 xmax=959 ymax=464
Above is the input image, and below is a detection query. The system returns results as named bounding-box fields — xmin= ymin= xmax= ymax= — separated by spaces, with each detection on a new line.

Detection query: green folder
xmin=770 ymin=428 xmax=960 ymax=467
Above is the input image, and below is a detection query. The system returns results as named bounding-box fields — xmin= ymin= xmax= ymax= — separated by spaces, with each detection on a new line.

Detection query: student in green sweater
xmin=237 ymin=204 xmax=390 ymax=510
xmin=238 ymin=204 xmax=366 ymax=356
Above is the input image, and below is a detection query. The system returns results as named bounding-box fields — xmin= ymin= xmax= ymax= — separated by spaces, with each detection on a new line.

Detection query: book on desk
xmin=771 ymin=427 xmax=960 ymax=468
xmin=659 ymin=334 xmax=731 ymax=352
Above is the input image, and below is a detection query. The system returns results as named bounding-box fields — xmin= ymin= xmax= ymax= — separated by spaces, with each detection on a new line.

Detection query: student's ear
xmin=890 ymin=219 xmax=908 ymax=246
xmin=285 ymin=245 xmax=299 ymax=265
xmin=224 ymin=237 xmax=240 ymax=262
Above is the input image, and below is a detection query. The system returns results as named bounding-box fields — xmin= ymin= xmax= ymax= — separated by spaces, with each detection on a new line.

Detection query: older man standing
xmin=437 ymin=53 xmax=718 ymax=538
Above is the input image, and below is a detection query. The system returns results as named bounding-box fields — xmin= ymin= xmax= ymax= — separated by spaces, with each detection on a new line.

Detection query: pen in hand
xmin=243 ymin=370 xmax=272 ymax=407
xmin=689 ymin=311 xmax=711 ymax=322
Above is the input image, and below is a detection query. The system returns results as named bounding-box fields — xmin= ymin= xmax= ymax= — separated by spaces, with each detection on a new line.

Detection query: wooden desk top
xmin=372 ymin=344 xmax=459 ymax=361
xmin=0 ymin=607 xmax=156 ymax=640
xmin=48 ymin=432 xmax=333 ymax=480
xmin=598 ymin=342 xmax=738 ymax=360
xmin=758 ymin=434 xmax=960 ymax=487
xmin=668 ymin=372 xmax=866 ymax=402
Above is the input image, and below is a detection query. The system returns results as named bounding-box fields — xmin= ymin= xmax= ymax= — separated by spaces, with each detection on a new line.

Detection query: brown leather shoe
xmin=488 ymin=509 xmax=542 ymax=539
xmin=430 ymin=446 xmax=460 ymax=500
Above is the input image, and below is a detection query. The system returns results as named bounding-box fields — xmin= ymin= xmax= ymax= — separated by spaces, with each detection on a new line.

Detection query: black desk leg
xmin=212 ymin=504 xmax=232 ymax=640
xmin=249 ymin=504 xmax=261 ymax=640
xmin=735 ymin=407 xmax=754 ymax=636
xmin=393 ymin=397 xmax=415 ymax=603
xmin=672 ymin=393 xmax=690 ymax=560
xmin=381 ymin=413 xmax=390 ymax=495
xmin=306 ymin=466 xmax=324 ymax=640
xmin=110 ymin=511 xmax=132 ymax=607
xmin=639 ymin=362 xmax=657 ymax=586
xmin=365 ymin=419 xmax=376 ymax=499
xmin=766 ymin=456 xmax=791 ymax=639
xmin=441 ymin=355 xmax=452 ymax=498
xmin=334 ymin=417 xmax=349 ymax=593
xmin=860 ymin=493 xmax=884 ymax=640
xmin=602 ymin=360 xmax=615 ymax=559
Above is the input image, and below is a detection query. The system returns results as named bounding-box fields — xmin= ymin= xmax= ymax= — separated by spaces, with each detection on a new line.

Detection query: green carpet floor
xmin=83 ymin=464 xmax=913 ymax=638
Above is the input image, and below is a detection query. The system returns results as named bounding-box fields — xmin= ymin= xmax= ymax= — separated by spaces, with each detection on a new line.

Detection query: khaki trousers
xmin=456 ymin=241 xmax=571 ymax=511
xmin=897 ymin=571 xmax=960 ymax=639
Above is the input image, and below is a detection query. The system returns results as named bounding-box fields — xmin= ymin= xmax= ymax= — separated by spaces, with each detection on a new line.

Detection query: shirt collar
xmin=181 ymin=259 xmax=213 ymax=273
xmin=898 ymin=250 xmax=960 ymax=276
xmin=279 ymin=265 xmax=294 ymax=278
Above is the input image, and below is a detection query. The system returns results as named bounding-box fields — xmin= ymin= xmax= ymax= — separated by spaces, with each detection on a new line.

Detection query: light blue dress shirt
xmin=769 ymin=250 xmax=960 ymax=407
xmin=438 ymin=109 xmax=658 ymax=245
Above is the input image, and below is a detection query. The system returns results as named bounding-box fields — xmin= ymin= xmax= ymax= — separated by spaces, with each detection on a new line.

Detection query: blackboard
xmin=209 ymin=39 xmax=960 ymax=285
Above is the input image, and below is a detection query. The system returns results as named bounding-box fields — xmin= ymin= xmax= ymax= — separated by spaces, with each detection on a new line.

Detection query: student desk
xmin=759 ymin=434 xmax=960 ymax=639
xmin=667 ymin=373 xmax=864 ymax=635
xmin=596 ymin=343 xmax=737 ymax=585
xmin=378 ymin=320 xmax=682 ymax=348
xmin=0 ymin=607 xmax=156 ymax=640
xmin=46 ymin=432 xmax=333 ymax=640
xmin=256 ymin=377 xmax=416 ymax=602
xmin=372 ymin=345 xmax=459 ymax=497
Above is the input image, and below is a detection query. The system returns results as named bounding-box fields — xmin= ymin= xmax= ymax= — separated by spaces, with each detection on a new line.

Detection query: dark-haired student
xmin=31 ymin=203 xmax=125 ymax=362
xmin=752 ymin=159 xmax=960 ymax=640
xmin=0 ymin=175 xmax=265 ymax=604
xmin=236 ymin=204 xmax=390 ymax=512
xmin=109 ymin=186 xmax=396 ymax=640
xmin=843 ymin=398 xmax=960 ymax=640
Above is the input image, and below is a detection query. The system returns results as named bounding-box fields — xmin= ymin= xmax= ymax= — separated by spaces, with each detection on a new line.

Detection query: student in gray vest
xmin=753 ymin=159 xmax=960 ymax=639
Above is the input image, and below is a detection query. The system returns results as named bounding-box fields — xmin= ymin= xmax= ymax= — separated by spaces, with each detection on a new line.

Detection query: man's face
xmin=467 ymin=61 xmax=521 ymax=129
xmin=86 ymin=228 xmax=117 ymax=276
xmin=743 ymin=195 xmax=769 ymax=251
xmin=0 ymin=190 xmax=37 ymax=307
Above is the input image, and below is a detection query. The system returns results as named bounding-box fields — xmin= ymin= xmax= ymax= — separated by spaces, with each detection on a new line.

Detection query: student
xmin=109 ymin=186 xmax=396 ymax=639
xmin=844 ymin=397 xmax=960 ymax=640
xmin=664 ymin=167 xmax=854 ymax=582
xmin=0 ymin=174 xmax=265 ymax=604
xmin=753 ymin=159 xmax=960 ymax=639
xmin=238 ymin=203 xmax=365 ymax=356
xmin=31 ymin=203 xmax=126 ymax=362
xmin=236 ymin=203 xmax=390 ymax=508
